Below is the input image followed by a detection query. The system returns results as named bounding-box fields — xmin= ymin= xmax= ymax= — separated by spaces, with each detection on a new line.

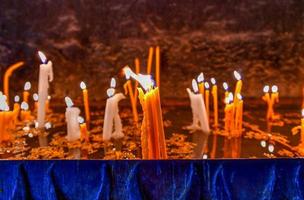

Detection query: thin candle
xmin=147 ymin=47 xmax=154 ymax=74
xmin=23 ymin=81 xmax=31 ymax=104
xmin=223 ymin=82 xmax=229 ymax=101
xmin=20 ymin=102 xmax=31 ymax=121
xmin=262 ymin=85 xmax=272 ymax=120
xmin=78 ymin=116 xmax=89 ymax=142
xmin=204 ymin=82 xmax=210 ymax=122
xmin=197 ymin=73 xmax=205 ymax=96
xmin=155 ymin=46 xmax=160 ymax=87
xmin=233 ymin=71 xmax=242 ymax=104
xmin=65 ymin=97 xmax=81 ymax=141
xmin=211 ymin=78 xmax=218 ymax=128
xmin=80 ymin=81 xmax=90 ymax=128
xmin=33 ymin=93 xmax=39 ymax=111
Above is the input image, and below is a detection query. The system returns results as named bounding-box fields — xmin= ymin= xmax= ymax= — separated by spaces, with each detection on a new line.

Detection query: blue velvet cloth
xmin=0 ymin=159 xmax=303 ymax=200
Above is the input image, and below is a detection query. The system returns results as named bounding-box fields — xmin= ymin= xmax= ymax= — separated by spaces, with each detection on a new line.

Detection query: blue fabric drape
xmin=0 ymin=159 xmax=303 ymax=200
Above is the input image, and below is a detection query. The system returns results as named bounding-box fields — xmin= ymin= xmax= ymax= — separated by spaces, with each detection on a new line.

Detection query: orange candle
xmin=0 ymin=111 xmax=13 ymax=142
xmin=224 ymin=93 xmax=234 ymax=136
xmin=147 ymin=47 xmax=154 ymax=74
xmin=45 ymin=95 xmax=51 ymax=113
xmin=233 ymin=71 xmax=242 ymax=104
xmin=211 ymin=78 xmax=218 ymax=128
xmin=270 ymin=85 xmax=279 ymax=120
xmin=197 ymin=73 xmax=205 ymax=96
xmin=262 ymin=85 xmax=272 ymax=120
xmin=78 ymin=116 xmax=89 ymax=142
xmin=33 ymin=93 xmax=39 ymax=111
xmin=204 ymin=82 xmax=210 ymax=121
xmin=20 ymin=102 xmax=31 ymax=121
xmin=235 ymin=94 xmax=243 ymax=137
xmin=80 ymin=81 xmax=90 ymax=127
xmin=123 ymin=80 xmax=139 ymax=123
xmin=301 ymin=109 xmax=304 ymax=144
xmin=23 ymin=81 xmax=31 ymax=104
xmin=155 ymin=46 xmax=160 ymax=87
xmin=223 ymin=82 xmax=229 ymax=101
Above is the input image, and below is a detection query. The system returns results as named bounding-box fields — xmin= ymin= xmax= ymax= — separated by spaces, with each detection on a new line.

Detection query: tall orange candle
xmin=20 ymin=102 xmax=31 ymax=121
xmin=80 ymin=81 xmax=90 ymax=128
xmin=301 ymin=109 xmax=304 ymax=144
xmin=12 ymin=95 xmax=20 ymax=126
xmin=223 ymin=82 xmax=229 ymax=101
xmin=270 ymin=85 xmax=279 ymax=120
xmin=78 ymin=116 xmax=89 ymax=142
xmin=23 ymin=81 xmax=31 ymax=104
xmin=224 ymin=93 xmax=234 ymax=136
xmin=262 ymin=85 xmax=272 ymax=120
xmin=197 ymin=73 xmax=205 ymax=96
xmin=233 ymin=71 xmax=242 ymax=104
xmin=211 ymin=78 xmax=218 ymax=128
xmin=235 ymin=93 xmax=243 ymax=137
xmin=33 ymin=93 xmax=39 ymax=111
xmin=204 ymin=82 xmax=210 ymax=121
xmin=147 ymin=47 xmax=154 ymax=74
xmin=155 ymin=46 xmax=160 ymax=87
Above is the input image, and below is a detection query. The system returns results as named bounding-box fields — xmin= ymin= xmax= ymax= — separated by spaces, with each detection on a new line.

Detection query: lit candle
xmin=301 ymin=109 xmax=304 ymax=144
xmin=33 ymin=93 xmax=39 ymax=111
xmin=204 ymin=82 xmax=210 ymax=121
xmin=78 ymin=116 xmax=89 ymax=142
xmin=3 ymin=61 xmax=24 ymax=105
xmin=223 ymin=82 xmax=229 ymax=101
xmin=103 ymin=82 xmax=125 ymax=141
xmin=45 ymin=95 xmax=51 ymax=113
xmin=270 ymin=85 xmax=279 ymax=120
xmin=186 ymin=79 xmax=210 ymax=132
xmin=147 ymin=47 xmax=154 ymax=74
xmin=197 ymin=73 xmax=205 ymax=96
xmin=65 ymin=97 xmax=81 ymax=141
xmin=156 ymin=46 xmax=160 ymax=87
xmin=20 ymin=102 xmax=31 ymax=121
xmin=233 ymin=71 xmax=242 ymax=104
xmin=37 ymin=51 xmax=53 ymax=128
xmin=80 ymin=81 xmax=90 ymax=128
xmin=23 ymin=81 xmax=31 ymax=104
xmin=211 ymin=78 xmax=218 ymax=128
xmin=13 ymin=95 xmax=20 ymax=125
xmin=224 ymin=93 xmax=234 ymax=136
xmin=262 ymin=85 xmax=272 ymax=120
xmin=235 ymin=93 xmax=243 ymax=137
xmin=124 ymin=66 xmax=167 ymax=159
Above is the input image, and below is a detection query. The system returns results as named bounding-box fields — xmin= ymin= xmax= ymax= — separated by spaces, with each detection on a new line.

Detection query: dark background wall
xmin=0 ymin=0 xmax=303 ymax=102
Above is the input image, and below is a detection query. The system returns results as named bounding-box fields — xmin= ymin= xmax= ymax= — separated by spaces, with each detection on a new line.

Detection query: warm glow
xmin=268 ymin=144 xmax=274 ymax=153
xmin=78 ymin=116 xmax=84 ymax=124
xmin=123 ymin=66 xmax=154 ymax=91
xmin=228 ymin=92 xmax=234 ymax=102
xmin=107 ymin=88 xmax=115 ymax=97
xmin=192 ymin=79 xmax=199 ymax=93
xmin=38 ymin=51 xmax=47 ymax=64
xmin=263 ymin=85 xmax=269 ymax=93
xmin=33 ymin=93 xmax=38 ymax=101
xmin=224 ymin=97 xmax=230 ymax=104
xmin=210 ymin=78 xmax=216 ymax=85
xmin=197 ymin=73 xmax=204 ymax=83
xmin=65 ymin=97 xmax=74 ymax=108
xmin=45 ymin=122 xmax=52 ymax=129
xmin=0 ymin=96 xmax=9 ymax=111
xmin=237 ymin=93 xmax=242 ymax=100
xmin=24 ymin=81 xmax=31 ymax=91
xmin=223 ymin=82 xmax=228 ymax=90
xmin=261 ymin=140 xmax=266 ymax=147
xmin=48 ymin=95 xmax=51 ymax=100
xmin=204 ymin=82 xmax=210 ymax=89
xmin=14 ymin=95 xmax=20 ymax=103
xmin=271 ymin=85 xmax=278 ymax=93
xmin=80 ymin=81 xmax=86 ymax=90
xmin=21 ymin=102 xmax=29 ymax=110
xmin=301 ymin=109 xmax=304 ymax=117
xmin=234 ymin=71 xmax=241 ymax=81
xmin=110 ymin=78 xmax=116 ymax=88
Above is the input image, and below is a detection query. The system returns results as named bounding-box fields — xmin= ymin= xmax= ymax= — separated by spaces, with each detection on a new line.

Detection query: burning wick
xmin=197 ymin=73 xmax=204 ymax=83
xmin=65 ymin=97 xmax=74 ymax=108
xmin=38 ymin=51 xmax=47 ymax=64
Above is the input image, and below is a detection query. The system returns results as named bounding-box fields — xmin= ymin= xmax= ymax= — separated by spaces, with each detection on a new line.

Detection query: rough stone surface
xmin=0 ymin=0 xmax=303 ymax=101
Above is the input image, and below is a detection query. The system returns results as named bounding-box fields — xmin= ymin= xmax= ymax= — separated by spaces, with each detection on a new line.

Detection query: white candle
xmin=186 ymin=79 xmax=210 ymax=133
xmin=65 ymin=97 xmax=81 ymax=141
xmin=37 ymin=51 xmax=53 ymax=128
xmin=103 ymin=78 xmax=125 ymax=141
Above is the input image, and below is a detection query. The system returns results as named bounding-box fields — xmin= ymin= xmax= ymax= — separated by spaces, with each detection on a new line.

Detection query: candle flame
xmin=234 ymin=71 xmax=241 ymax=81
xmin=110 ymin=78 xmax=116 ymax=88
xmin=33 ymin=93 xmax=39 ymax=101
xmin=237 ymin=93 xmax=242 ymax=100
xmin=224 ymin=97 xmax=230 ymax=104
xmin=65 ymin=96 xmax=74 ymax=108
xmin=45 ymin=122 xmax=52 ymax=129
xmin=263 ymin=85 xmax=270 ymax=93
xmin=78 ymin=116 xmax=84 ymax=124
xmin=123 ymin=66 xmax=154 ymax=91
xmin=38 ymin=51 xmax=47 ymax=64
xmin=21 ymin=102 xmax=29 ymax=110
xmin=107 ymin=88 xmax=115 ymax=97
xmin=80 ymin=81 xmax=86 ymax=90
xmin=204 ymin=82 xmax=210 ymax=89
xmin=197 ymin=73 xmax=204 ymax=83
xmin=24 ymin=82 xmax=31 ymax=91
xmin=271 ymin=85 xmax=278 ymax=93
xmin=301 ymin=109 xmax=304 ymax=117
xmin=192 ymin=79 xmax=199 ymax=93
xmin=268 ymin=144 xmax=274 ymax=153
xmin=223 ymin=82 xmax=228 ymax=90
xmin=261 ymin=140 xmax=266 ymax=147
xmin=14 ymin=95 xmax=20 ymax=103
xmin=48 ymin=95 xmax=51 ymax=100
xmin=228 ymin=92 xmax=234 ymax=102
xmin=210 ymin=78 xmax=216 ymax=85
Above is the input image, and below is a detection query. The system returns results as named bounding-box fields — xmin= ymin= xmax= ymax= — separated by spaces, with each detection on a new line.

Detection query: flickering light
xmin=237 ymin=93 xmax=242 ymax=100
xmin=110 ymin=78 xmax=116 ymax=88
xmin=263 ymin=85 xmax=270 ymax=93
xmin=65 ymin=97 xmax=74 ymax=108
xmin=204 ymin=82 xmax=210 ymax=89
xmin=80 ymin=81 xmax=86 ymax=90
xmin=38 ymin=51 xmax=47 ymax=64
xmin=234 ymin=71 xmax=241 ymax=81
xmin=33 ymin=93 xmax=39 ymax=101
xmin=225 ymin=97 xmax=230 ymax=104
xmin=21 ymin=102 xmax=29 ymax=110
xmin=123 ymin=66 xmax=154 ymax=91
xmin=14 ymin=95 xmax=20 ymax=103
xmin=223 ymin=82 xmax=228 ymax=90
xmin=268 ymin=144 xmax=274 ymax=153
xmin=260 ymin=140 xmax=266 ymax=147
xmin=210 ymin=78 xmax=216 ymax=85
xmin=228 ymin=92 xmax=234 ymax=102
xmin=45 ymin=122 xmax=52 ymax=129
xmin=24 ymin=82 xmax=31 ymax=91
xmin=107 ymin=88 xmax=115 ymax=97
xmin=192 ymin=79 xmax=199 ymax=93
xmin=197 ymin=73 xmax=204 ymax=83
xmin=78 ymin=116 xmax=85 ymax=124
xmin=271 ymin=85 xmax=278 ymax=93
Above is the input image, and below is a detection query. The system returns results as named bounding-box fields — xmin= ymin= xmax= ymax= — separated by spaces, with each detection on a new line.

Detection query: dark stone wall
xmin=0 ymin=0 xmax=303 ymax=101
